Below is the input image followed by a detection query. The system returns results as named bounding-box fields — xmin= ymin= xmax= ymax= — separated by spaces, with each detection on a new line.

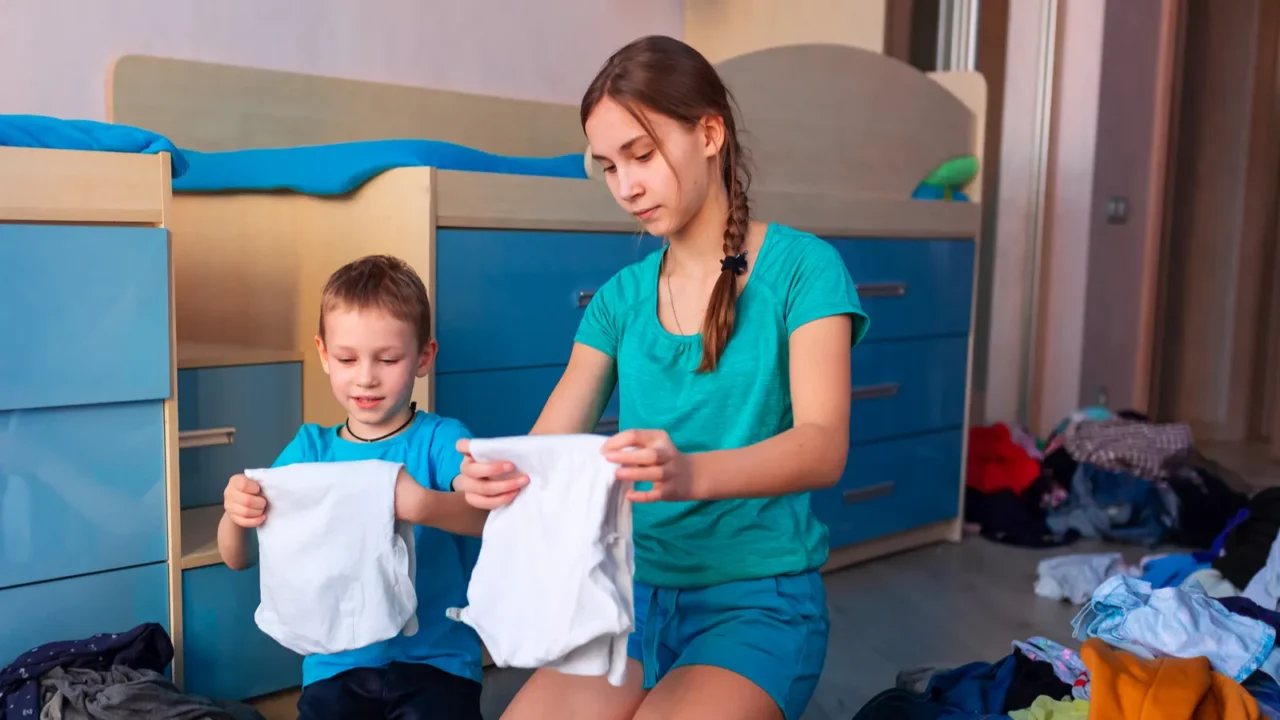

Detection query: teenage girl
xmin=455 ymin=35 xmax=869 ymax=720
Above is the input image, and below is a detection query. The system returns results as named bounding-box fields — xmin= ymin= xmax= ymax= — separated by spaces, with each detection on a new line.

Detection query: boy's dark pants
xmin=297 ymin=661 xmax=482 ymax=720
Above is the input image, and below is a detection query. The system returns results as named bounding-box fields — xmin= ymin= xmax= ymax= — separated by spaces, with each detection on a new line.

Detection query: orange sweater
xmin=1081 ymin=638 xmax=1260 ymax=720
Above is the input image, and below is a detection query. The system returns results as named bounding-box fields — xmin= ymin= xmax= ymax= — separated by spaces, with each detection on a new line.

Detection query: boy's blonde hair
xmin=319 ymin=255 xmax=432 ymax=348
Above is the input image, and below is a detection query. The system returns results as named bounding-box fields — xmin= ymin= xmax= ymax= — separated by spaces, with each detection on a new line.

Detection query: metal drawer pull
xmin=577 ymin=290 xmax=597 ymax=308
xmin=843 ymin=482 xmax=894 ymax=505
xmin=856 ymin=282 xmax=907 ymax=298
xmin=179 ymin=427 xmax=236 ymax=449
xmin=850 ymin=382 xmax=900 ymax=401
xmin=593 ymin=417 xmax=620 ymax=434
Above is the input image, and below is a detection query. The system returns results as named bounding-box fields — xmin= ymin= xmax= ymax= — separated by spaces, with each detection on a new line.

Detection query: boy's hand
xmin=454 ymin=438 xmax=529 ymax=510
xmin=224 ymin=473 xmax=267 ymax=528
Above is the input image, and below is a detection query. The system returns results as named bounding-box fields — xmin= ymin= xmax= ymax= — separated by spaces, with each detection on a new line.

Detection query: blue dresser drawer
xmin=827 ymin=238 xmax=975 ymax=341
xmin=0 ymin=562 xmax=168 ymax=667
xmin=0 ymin=402 xmax=167 ymax=589
xmin=435 ymin=366 xmax=619 ymax=439
xmin=177 ymin=363 xmax=302 ymax=509
xmin=0 ymin=224 xmax=171 ymax=412
xmin=850 ymin=337 xmax=969 ymax=444
xmin=435 ymin=229 xmax=662 ymax=373
xmin=183 ymin=563 xmax=302 ymax=700
xmin=812 ymin=430 xmax=963 ymax=549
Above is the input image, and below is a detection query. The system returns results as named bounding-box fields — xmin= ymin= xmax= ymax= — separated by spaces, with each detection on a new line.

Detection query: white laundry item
xmin=447 ymin=434 xmax=634 ymax=686
xmin=1034 ymin=552 xmax=1139 ymax=605
xmin=247 ymin=459 xmax=418 ymax=656
xmin=1244 ymin=530 xmax=1280 ymax=610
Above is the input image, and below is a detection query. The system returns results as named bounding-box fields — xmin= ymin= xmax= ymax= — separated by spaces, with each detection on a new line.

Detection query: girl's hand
xmin=453 ymin=439 xmax=530 ymax=510
xmin=603 ymin=429 xmax=695 ymax=502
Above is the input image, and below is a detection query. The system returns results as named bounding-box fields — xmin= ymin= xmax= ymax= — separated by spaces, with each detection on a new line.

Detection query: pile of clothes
xmin=1031 ymin=486 xmax=1280 ymax=607
xmin=964 ymin=408 xmax=1249 ymax=550
xmin=0 ymin=623 xmax=263 ymax=720
xmin=854 ymin=574 xmax=1280 ymax=718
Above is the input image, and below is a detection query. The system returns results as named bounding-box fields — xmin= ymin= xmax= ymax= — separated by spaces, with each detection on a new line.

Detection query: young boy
xmin=217 ymin=254 xmax=524 ymax=720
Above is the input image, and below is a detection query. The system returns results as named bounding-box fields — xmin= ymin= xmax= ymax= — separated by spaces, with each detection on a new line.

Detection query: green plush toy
xmin=920 ymin=155 xmax=979 ymax=201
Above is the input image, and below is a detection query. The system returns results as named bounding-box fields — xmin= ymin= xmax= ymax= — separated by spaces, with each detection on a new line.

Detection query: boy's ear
xmin=416 ymin=339 xmax=438 ymax=379
xmin=315 ymin=335 xmax=331 ymax=375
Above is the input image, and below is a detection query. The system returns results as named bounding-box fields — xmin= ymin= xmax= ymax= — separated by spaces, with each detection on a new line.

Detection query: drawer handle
xmin=593 ymin=416 xmax=620 ymax=434
xmin=856 ymin=282 xmax=907 ymax=298
xmin=850 ymin=382 xmax=900 ymax=401
xmin=179 ymin=427 xmax=236 ymax=449
xmin=843 ymin=482 xmax=894 ymax=505
xmin=577 ymin=290 xmax=597 ymax=308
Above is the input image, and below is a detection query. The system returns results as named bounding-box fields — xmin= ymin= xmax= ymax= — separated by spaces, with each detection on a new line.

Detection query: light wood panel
xmin=436 ymin=171 xmax=981 ymax=238
xmin=107 ymin=50 xmax=983 ymax=213
xmin=168 ymin=168 xmax=437 ymax=428
xmin=0 ymin=147 xmax=169 ymax=224
xmin=108 ymin=55 xmax=583 ymax=156
xmin=715 ymin=44 xmax=978 ymax=200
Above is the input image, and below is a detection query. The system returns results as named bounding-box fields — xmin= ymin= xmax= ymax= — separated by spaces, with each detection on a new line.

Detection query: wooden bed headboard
xmin=107 ymin=46 xmax=984 ymax=204
xmin=107 ymin=55 xmax=585 ymax=157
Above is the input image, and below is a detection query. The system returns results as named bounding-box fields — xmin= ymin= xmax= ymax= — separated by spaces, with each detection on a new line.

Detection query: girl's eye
xmin=636 ymin=151 xmax=653 ymax=162
xmin=602 ymin=165 xmax=617 ymax=174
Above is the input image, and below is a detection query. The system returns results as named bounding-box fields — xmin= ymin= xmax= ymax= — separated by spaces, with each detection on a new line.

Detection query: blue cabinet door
xmin=0 ymin=401 xmax=167 ymax=589
xmin=0 ymin=562 xmax=169 ymax=668
xmin=849 ymin=336 xmax=969 ymax=444
xmin=435 ymin=229 xmax=661 ymax=373
xmin=0 ymin=224 xmax=171 ymax=412
xmin=177 ymin=363 xmax=302 ymax=508
xmin=827 ymin=237 xmax=975 ymax=341
xmin=182 ymin=563 xmax=303 ymax=701
xmin=435 ymin=365 xmax=619 ymax=439
xmin=812 ymin=430 xmax=963 ymax=549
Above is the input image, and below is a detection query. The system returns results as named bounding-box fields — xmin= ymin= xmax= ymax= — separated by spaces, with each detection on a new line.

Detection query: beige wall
xmin=684 ymin=0 xmax=886 ymax=63
xmin=1078 ymin=0 xmax=1178 ymax=416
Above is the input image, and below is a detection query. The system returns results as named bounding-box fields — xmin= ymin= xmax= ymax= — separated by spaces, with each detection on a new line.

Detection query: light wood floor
xmin=250 ymin=442 xmax=1280 ymax=720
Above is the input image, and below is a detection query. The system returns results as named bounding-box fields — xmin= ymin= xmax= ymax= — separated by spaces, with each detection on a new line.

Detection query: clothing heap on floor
xmin=860 ymin=409 xmax=1280 ymax=717
xmin=854 ymin=574 xmax=1280 ymax=718
xmin=0 ymin=623 xmax=263 ymax=720
xmin=964 ymin=407 xmax=1249 ymax=552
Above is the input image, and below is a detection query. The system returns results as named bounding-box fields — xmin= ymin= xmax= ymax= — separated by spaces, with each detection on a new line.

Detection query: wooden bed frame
xmin=105 ymin=44 xmax=986 ymax=700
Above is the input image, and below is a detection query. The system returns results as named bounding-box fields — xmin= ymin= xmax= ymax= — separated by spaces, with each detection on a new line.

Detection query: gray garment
xmin=39 ymin=666 xmax=263 ymax=720
xmin=894 ymin=666 xmax=945 ymax=694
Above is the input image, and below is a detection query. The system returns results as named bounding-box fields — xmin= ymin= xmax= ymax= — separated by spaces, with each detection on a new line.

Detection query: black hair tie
xmin=721 ymin=252 xmax=748 ymax=275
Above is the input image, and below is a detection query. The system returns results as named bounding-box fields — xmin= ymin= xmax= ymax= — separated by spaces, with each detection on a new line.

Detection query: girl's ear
xmin=700 ymin=115 xmax=726 ymax=160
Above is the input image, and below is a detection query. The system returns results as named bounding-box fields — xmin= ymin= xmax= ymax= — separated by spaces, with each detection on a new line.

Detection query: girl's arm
xmin=531 ymin=343 xmax=618 ymax=434
xmin=609 ymin=315 xmax=853 ymax=502
xmin=454 ymin=343 xmax=617 ymax=508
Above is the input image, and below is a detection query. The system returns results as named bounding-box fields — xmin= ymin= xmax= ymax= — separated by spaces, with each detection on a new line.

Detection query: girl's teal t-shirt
xmin=574 ymin=223 xmax=869 ymax=588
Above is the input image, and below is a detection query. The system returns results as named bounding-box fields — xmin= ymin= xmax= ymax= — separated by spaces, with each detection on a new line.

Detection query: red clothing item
xmin=966 ymin=423 xmax=1041 ymax=494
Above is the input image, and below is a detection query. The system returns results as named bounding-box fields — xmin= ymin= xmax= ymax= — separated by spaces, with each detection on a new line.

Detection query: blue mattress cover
xmin=0 ymin=114 xmax=189 ymax=177
xmin=1 ymin=114 xmax=970 ymax=202
xmin=173 ymin=139 xmax=587 ymax=195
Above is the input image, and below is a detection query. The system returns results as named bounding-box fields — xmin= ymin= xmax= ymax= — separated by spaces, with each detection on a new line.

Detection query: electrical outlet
xmin=1106 ymin=196 xmax=1129 ymax=225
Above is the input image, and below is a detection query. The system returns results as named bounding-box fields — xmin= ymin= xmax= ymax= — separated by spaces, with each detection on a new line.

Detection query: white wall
xmin=0 ymin=0 xmax=685 ymax=120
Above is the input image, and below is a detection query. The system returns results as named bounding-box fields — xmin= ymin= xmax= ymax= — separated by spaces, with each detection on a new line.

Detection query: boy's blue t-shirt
xmin=268 ymin=410 xmax=481 ymax=687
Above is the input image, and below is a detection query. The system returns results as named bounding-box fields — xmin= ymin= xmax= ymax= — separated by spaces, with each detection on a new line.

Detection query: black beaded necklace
xmin=345 ymin=402 xmax=417 ymax=442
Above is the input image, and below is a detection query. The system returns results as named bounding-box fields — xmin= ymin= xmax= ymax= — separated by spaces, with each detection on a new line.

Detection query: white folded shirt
xmin=248 ymin=459 xmax=418 ymax=656
xmin=447 ymin=434 xmax=634 ymax=686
